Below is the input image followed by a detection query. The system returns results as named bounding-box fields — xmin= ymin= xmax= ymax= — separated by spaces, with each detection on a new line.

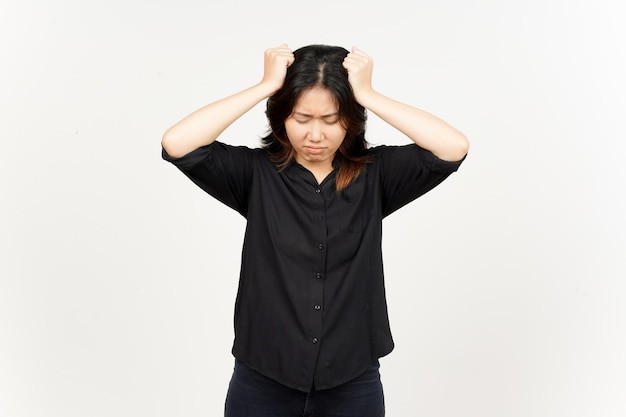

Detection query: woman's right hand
xmin=260 ymin=44 xmax=295 ymax=94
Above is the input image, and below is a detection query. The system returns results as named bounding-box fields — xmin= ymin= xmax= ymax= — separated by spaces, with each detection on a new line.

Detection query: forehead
xmin=293 ymin=87 xmax=338 ymax=114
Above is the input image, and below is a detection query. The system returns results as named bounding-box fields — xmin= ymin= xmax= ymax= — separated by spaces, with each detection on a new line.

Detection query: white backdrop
xmin=2 ymin=0 xmax=625 ymax=416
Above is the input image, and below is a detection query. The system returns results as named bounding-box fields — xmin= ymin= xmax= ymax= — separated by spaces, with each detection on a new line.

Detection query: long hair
xmin=261 ymin=44 xmax=370 ymax=192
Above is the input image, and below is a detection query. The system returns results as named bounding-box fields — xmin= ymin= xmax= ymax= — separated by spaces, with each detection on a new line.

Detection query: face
xmin=284 ymin=86 xmax=347 ymax=173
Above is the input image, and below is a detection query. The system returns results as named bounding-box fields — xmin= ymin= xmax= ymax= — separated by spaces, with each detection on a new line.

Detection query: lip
xmin=304 ymin=146 xmax=326 ymax=155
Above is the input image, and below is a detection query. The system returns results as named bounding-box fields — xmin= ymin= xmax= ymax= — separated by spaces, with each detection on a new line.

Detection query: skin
xmin=162 ymin=44 xmax=295 ymax=158
xmin=284 ymin=87 xmax=346 ymax=183
xmin=162 ymin=43 xmax=469 ymax=169
xmin=341 ymin=47 xmax=469 ymax=162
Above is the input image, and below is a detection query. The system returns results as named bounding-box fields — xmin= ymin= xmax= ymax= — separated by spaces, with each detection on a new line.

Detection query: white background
xmin=1 ymin=0 xmax=625 ymax=416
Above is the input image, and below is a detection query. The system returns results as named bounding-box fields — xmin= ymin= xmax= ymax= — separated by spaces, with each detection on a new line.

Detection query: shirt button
xmin=312 ymin=337 xmax=319 ymax=344
xmin=314 ymin=305 xmax=321 ymax=310
xmin=315 ymin=188 xmax=321 ymax=194
xmin=318 ymin=243 xmax=324 ymax=250
xmin=317 ymin=216 xmax=323 ymax=221
xmin=315 ymin=273 xmax=322 ymax=279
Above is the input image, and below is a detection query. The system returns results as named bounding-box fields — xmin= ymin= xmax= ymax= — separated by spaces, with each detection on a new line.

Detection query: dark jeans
xmin=224 ymin=360 xmax=385 ymax=417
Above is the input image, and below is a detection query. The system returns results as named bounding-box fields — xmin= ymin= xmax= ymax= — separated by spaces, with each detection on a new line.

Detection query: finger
xmin=355 ymin=46 xmax=370 ymax=56
xmin=347 ymin=47 xmax=370 ymax=63
xmin=276 ymin=43 xmax=292 ymax=53
xmin=343 ymin=56 xmax=364 ymax=71
xmin=267 ymin=45 xmax=294 ymax=65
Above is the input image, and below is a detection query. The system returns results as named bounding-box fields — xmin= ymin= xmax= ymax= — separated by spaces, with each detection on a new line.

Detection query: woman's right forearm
xmin=163 ymin=45 xmax=294 ymax=157
xmin=161 ymin=82 xmax=276 ymax=158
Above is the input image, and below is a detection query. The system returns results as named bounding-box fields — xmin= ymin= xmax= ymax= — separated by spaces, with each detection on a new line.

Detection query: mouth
xmin=304 ymin=146 xmax=326 ymax=155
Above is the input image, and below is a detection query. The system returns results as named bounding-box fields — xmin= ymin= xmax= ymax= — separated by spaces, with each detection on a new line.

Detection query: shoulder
xmin=163 ymin=141 xmax=266 ymax=169
xmin=367 ymin=143 xmax=465 ymax=173
xmin=210 ymin=141 xmax=265 ymax=156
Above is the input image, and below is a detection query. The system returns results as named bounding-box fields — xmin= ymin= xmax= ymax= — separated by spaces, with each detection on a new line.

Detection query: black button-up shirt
xmin=162 ymin=141 xmax=464 ymax=392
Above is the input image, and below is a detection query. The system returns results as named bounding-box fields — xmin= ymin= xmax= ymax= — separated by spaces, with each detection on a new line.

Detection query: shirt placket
xmin=310 ymin=185 xmax=327 ymax=352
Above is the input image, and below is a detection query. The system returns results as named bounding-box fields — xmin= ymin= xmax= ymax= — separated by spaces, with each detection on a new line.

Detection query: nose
xmin=309 ymin=120 xmax=323 ymax=142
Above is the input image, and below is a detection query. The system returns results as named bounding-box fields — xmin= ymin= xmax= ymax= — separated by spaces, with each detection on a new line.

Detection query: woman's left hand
xmin=342 ymin=47 xmax=375 ymax=105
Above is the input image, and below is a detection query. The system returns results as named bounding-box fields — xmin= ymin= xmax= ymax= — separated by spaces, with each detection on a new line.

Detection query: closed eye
xmin=292 ymin=112 xmax=339 ymax=125
xmin=295 ymin=118 xmax=339 ymax=125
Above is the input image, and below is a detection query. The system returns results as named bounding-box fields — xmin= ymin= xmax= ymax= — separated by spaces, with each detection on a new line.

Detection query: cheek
xmin=330 ymin=126 xmax=347 ymax=145
xmin=285 ymin=122 xmax=302 ymax=141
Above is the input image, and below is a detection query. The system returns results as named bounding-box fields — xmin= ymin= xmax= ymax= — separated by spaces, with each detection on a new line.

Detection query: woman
xmin=162 ymin=44 xmax=468 ymax=417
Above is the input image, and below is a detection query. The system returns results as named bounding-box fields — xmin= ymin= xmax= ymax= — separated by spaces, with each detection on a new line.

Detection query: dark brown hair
xmin=261 ymin=44 xmax=370 ymax=192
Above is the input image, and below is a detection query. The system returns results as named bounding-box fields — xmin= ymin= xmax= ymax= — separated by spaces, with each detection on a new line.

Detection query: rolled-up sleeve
xmin=375 ymin=144 xmax=466 ymax=217
xmin=162 ymin=142 xmax=257 ymax=217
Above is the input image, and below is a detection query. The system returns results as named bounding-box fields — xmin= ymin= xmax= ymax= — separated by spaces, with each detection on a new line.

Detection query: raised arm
xmin=161 ymin=44 xmax=295 ymax=158
xmin=342 ymin=47 xmax=469 ymax=162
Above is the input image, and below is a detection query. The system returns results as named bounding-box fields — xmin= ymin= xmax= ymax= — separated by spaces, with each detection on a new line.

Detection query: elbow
xmin=456 ymin=133 xmax=470 ymax=160
xmin=440 ymin=132 xmax=469 ymax=162
xmin=161 ymin=128 xmax=184 ymax=159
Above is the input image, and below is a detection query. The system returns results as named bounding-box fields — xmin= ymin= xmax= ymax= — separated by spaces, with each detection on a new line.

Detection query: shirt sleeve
xmin=374 ymin=144 xmax=466 ymax=217
xmin=162 ymin=142 xmax=256 ymax=217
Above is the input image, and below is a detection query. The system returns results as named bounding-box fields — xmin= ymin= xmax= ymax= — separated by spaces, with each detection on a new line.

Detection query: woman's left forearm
xmin=359 ymin=90 xmax=469 ymax=162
